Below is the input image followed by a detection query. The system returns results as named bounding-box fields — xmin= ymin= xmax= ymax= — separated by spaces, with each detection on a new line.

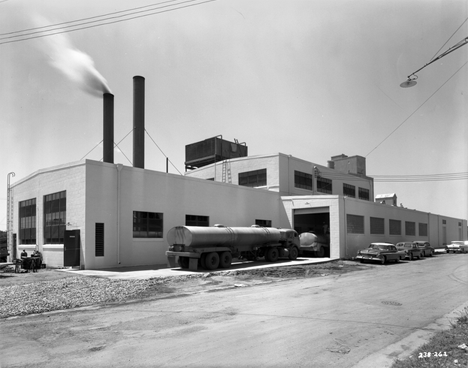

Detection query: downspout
xmin=343 ymin=196 xmax=347 ymax=259
xmin=116 ymin=164 xmax=123 ymax=264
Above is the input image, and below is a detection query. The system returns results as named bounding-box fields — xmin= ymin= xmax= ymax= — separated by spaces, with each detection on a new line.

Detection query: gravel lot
xmin=0 ymin=260 xmax=370 ymax=319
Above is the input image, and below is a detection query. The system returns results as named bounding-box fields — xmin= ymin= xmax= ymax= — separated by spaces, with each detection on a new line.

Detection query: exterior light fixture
xmin=400 ymin=36 xmax=468 ymax=88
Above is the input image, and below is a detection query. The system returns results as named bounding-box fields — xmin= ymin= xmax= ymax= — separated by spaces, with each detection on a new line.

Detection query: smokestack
xmin=133 ymin=76 xmax=145 ymax=169
xmin=103 ymin=93 xmax=114 ymax=164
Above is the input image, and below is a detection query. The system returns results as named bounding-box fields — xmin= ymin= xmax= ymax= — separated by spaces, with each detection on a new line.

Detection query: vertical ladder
xmin=222 ymin=160 xmax=232 ymax=184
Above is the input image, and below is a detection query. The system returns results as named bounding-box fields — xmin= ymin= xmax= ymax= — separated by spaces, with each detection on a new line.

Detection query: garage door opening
xmin=294 ymin=208 xmax=330 ymax=257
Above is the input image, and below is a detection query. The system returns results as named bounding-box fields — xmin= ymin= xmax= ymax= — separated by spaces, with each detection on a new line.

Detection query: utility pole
xmin=7 ymin=172 xmax=15 ymax=261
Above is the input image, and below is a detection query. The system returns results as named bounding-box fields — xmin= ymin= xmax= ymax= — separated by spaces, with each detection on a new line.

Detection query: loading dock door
xmin=64 ymin=230 xmax=81 ymax=267
xmin=294 ymin=207 xmax=330 ymax=257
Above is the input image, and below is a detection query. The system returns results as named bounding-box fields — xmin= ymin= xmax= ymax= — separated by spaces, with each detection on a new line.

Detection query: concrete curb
xmin=352 ymin=300 xmax=468 ymax=368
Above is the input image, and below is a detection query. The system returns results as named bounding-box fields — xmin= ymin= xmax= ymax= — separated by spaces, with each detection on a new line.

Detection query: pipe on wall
xmin=133 ymin=76 xmax=145 ymax=169
xmin=103 ymin=93 xmax=114 ymax=164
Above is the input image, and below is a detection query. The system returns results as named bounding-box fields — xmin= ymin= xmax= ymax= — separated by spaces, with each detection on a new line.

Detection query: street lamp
xmin=400 ymin=36 xmax=468 ymax=88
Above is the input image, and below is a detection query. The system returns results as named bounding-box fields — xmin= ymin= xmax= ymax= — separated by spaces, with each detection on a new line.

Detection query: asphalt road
xmin=2 ymin=253 xmax=467 ymax=368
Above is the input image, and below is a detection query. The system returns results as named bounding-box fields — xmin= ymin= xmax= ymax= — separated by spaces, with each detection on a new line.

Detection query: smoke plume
xmin=38 ymin=17 xmax=112 ymax=97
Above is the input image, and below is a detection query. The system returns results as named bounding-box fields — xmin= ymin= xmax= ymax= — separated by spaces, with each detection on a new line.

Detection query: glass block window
xmin=317 ymin=177 xmax=332 ymax=194
xmin=44 ymin=191 xmax=66 ymax=244
xmin=239 ymin=169 xmax=267 ymax=187
xmin=19 ymin=198 xmax=36 ymax=244
xmin=186 ymin=215 xmax=209 ymax=227
xmin=370 ymin=217 xmax=385 ymax=235
xmin=358 ymin=187 xmax=370 ymax=201
xmin=255 ymin=219 xmax=272 ymax=227
xmin=133 ymin=211 xmax=163 ymax=238
xmin=294 ymin=171 xmax=312 ymax=190
xmin=343 ymin=183 xmax=356 ymax=197
xmin=389 ymin=219 xmax=401 ymax=235
xmin=419 ymin=223 xmax=428 ymax=237
xmin=347 ymin=214 xmax=364 ymax=234
xmin=405 ymin=221 xmax=416 ymax=236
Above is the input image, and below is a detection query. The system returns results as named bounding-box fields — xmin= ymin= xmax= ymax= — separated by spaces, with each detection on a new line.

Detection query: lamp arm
xmin=407 ymin=36 xmax=468 ymax=80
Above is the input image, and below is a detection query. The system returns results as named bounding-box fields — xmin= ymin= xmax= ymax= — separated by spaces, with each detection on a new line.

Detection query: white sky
xmin=1 ymin=0 xmax=467 ymax=230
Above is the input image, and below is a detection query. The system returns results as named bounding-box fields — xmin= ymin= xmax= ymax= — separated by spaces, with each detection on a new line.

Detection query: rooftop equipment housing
xmin=185 ymin=136 xmax=248 ymax=170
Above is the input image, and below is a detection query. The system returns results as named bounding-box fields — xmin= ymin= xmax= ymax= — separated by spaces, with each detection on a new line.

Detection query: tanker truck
xmin=298 ymin=232 xmax=330 ymax=257
xmin=166 ymin=225 xmax=300 ymax=271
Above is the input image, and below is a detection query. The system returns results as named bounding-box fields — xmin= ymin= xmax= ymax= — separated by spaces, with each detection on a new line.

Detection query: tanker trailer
xmin=298 ymin=232 xmax=330 ymax=257
xmin=166 ymin=225 xmax=300 ymax=271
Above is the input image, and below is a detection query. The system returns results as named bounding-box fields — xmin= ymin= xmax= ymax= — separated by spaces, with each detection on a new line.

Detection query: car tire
xmin=380 ymin=256 xmax=386 ymax=265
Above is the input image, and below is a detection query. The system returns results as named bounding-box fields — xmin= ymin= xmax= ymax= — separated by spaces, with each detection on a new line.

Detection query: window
xmin=419 ymin=223 xmax=428 ymax=237
xmin=95 ymin=223 xmax=104 ymax=257
xmin=317 ymin=177 xmax=332 ymax=194
xmin=44 ymin=191 xmax=66 ymax=244
xmin=358 ymin=188 xmax=369 ymax=201
xmin=343 ymin=183 xmax=356 ymax=197
xmin=442 ymin=219 xmax=446 ymax=225
xmin=255 ymin=219 xmax=272 ymax=227
xmin=133 ymin=211 xmax=163 ymax=238
xmin=186 ymin=215 xmax=209 ymax=227
xmin=389 ymin=219 xmax=401 ymax=235
xmin=19 ymin=198 xmax=36 ymax=244
xmin=239 ymin=169 xmax=266 ymax=187
xmin=294 ymin=171 xmax=312 ymax=190
xmin=347 ymin=214 xmax=364 ymax=234
xmin=405 ymin=221 xmax=416 ymax=236
xmin=370 ymin=217 xmax=385 ymax=235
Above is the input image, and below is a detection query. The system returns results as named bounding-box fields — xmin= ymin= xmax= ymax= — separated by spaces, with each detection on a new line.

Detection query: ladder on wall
xmin=222 ymin=160 xmax=232 ymax=184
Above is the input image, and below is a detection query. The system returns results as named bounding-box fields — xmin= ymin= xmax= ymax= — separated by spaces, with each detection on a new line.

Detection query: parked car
xmin=356 ymin=242 xmax=405 ymax=264
xmin=413 ymin=241 xmax=434 ymax=257
xmin=446 ymin=241 xmax=468 ymax=253
xmin=395 ymin=242 xmax=423 ymax=260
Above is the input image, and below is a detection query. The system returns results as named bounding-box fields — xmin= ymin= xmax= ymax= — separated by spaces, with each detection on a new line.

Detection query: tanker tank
xmin=167 ymin=225 xmax=283 ymax=248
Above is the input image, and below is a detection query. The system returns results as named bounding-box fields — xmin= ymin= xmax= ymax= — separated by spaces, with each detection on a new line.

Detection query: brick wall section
xmin=10 ymin=161 xmax=86 ymax=268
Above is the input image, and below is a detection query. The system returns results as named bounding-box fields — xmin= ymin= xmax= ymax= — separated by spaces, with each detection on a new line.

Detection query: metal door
xmin=64 ymin=230 xmax=80 ymax=267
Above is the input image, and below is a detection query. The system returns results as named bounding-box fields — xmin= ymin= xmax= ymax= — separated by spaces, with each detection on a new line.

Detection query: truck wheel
xmin=219 ymin=252 xmax=232 ymax=268
xmin=265 ymin=248 xmax=279 ymax=262
xmin=288 ymin=247 xmax=299 ymax=260
xmin=204 ymin=252 xmax=219 ymax=270
xmin=178 ymin=257 xmax=189 ymax=269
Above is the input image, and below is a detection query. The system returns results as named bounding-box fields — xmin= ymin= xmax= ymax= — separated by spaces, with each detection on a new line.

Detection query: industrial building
xmin=7 ymin=77 xmax=467 ymax=269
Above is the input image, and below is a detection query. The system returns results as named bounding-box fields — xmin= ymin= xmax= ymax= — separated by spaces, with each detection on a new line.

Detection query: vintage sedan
xmin=446 ymin=241 xmax=468 ymax=253
xmin=396 ymin=242 xmax=423 ymax=260
xmin=413 ymin=241 xmax=434 ymax=257
xmin=356 ymin=242 xmax=405 ymax=264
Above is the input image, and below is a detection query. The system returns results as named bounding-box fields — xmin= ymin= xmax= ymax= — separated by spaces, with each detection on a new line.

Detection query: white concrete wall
xmin=282 ymin=195 xmax=342 ymax=259
xmin=281 ymin=195 xmax=466 ymax=259
xmin=186 ymin=153 xmax=374 ymax=200
xmin=84 ymin=160 xmax=290 ymax=269
xmin=11 ymin=161 xmax=86 ymax=267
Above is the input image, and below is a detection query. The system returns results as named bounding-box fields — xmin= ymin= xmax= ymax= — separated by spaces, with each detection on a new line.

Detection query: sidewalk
xmin=57 ymin=257 xmax=338 ymax=280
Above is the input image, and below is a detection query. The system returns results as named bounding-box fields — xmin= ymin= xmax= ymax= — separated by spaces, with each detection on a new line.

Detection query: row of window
xmin=293 ymin=170 xmax=369 ymax=200
xmin=19 ymin=191 xmax=66 ymax=245
xmin=347 ymin=214 xmax=428 ymax=236
xmin=91 ymin=213 xmax=271 ymax=257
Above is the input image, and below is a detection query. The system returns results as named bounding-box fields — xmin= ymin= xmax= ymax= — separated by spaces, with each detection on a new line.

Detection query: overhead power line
xmin=0 ymin=0 xmax=217 ymax=45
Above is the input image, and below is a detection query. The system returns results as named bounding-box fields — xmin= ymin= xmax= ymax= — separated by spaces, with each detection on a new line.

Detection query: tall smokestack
xmin=103 ymin=93 xmax=114 ymax=164
xmin=133 ymin=76 xmax=145 ymax=169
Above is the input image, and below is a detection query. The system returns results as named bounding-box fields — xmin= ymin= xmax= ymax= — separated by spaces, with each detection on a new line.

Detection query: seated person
xmin=20 ymin=249 xmax=28 ymax=259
